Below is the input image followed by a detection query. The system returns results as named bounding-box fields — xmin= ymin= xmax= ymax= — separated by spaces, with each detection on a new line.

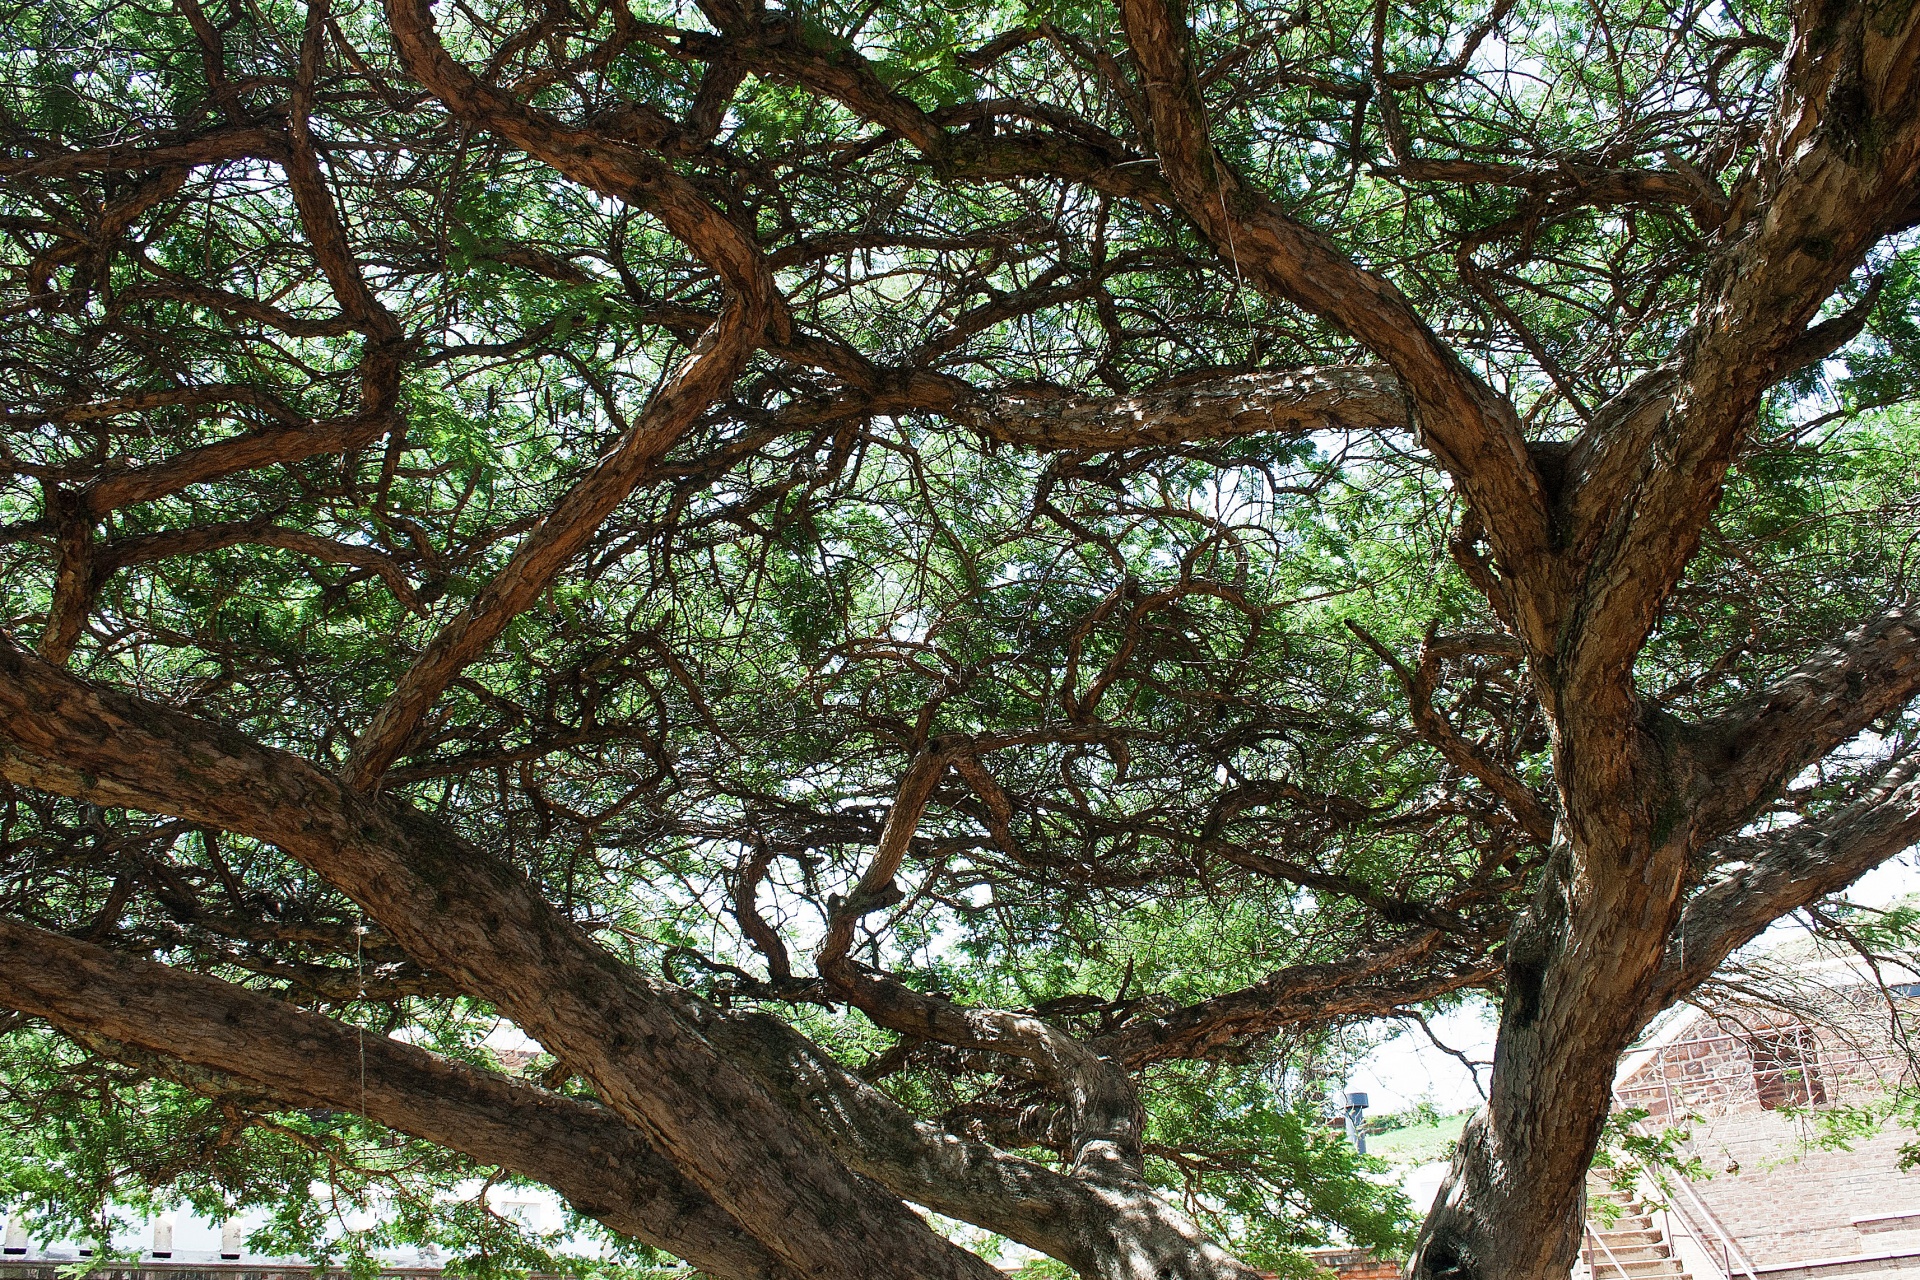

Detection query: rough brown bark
xmin=0 ymin=634 xmax=1354 ymax=1280
xmin=1399 ymin=4 xmax=1920 ymax=1261
xmin=615 ymin=1000 xmax=1272 ymax=1280
xmin=949 ymin=365 xmax=1409 ymax=450
xmin=8 ymin=1 xmax=1920 ymax=1270
xmin=1095 ymin=1 xmax=1920 ymax=1276
xmin=0 ymin=633 xmax=1002 ymax=1280
xmin=0 ymin=917 xmax=799 ymax=1280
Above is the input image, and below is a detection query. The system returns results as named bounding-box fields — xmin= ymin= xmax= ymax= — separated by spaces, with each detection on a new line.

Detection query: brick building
xmin=1594 ymin=968 xmax=1920 ymax=1280
xmin=1307 ymin=1246 xmax=1405 ymax=1280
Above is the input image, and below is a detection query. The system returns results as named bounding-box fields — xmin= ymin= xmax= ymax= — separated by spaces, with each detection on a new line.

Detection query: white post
xmin=220 ymin=1219 xmax=246 ymax=1260
xmin=3 ymin=1213 xmax=29 ymax=1254
xmin=151 ymin=1214 xmax=173 ymax=1258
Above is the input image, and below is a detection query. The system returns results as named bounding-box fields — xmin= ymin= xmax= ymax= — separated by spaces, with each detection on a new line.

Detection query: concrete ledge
xmin=1750 ymin=1249 xmax=1920 ymax=1280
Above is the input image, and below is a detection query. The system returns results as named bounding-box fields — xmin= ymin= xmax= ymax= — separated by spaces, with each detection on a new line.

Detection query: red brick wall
xmin=1307 ymin=1247 xmax=1403 ymax=1280
xmin=1674 ymin=1109 xmax=1920 ymax=1266
xmin=1618 ymin=999 xmax=1911 ymax=1126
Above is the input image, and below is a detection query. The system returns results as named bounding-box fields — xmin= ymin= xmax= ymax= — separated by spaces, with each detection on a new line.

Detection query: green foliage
xmin=0 ymin=1029 xmax=674 ymax=1279
xmin=1367 ymin=1101 xmax=1449 ymax=1137
xmin=2 ymin=0 xmax=1917 ymax=1268
xmin=1142 ymin=1063 xmax=1416 ymax=1276
xmin=1589 ymin=1108 xmax=1709 ymax=1210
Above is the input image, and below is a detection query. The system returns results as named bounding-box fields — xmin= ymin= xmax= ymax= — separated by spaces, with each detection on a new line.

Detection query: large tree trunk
xmin=1099 ymin=0 xmax=1920 ymax=1267
xmin=1408 ymin=845 xmax=1680 ymax=1280
xmin=1411 ymin=607 xmax=1920 ymax=1280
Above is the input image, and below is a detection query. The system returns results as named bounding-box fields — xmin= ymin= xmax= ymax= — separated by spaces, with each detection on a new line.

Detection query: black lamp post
xmin=1342 ymin=1090 xmax=1369 ymax=1154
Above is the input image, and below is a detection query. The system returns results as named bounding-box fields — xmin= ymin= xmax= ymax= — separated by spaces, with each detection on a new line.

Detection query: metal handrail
xmin=1611 ymin=1099 xmax=1759 ymax=1280
xmin=1655 ymin=1166 xmax=1758 ymax=1280
xmin=1583 ymin=1214 xmax=1636 ymax=1280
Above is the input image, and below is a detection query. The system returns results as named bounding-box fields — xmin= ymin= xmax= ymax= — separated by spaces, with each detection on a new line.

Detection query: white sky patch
xmin=1347 ymin=999 xmax=1497 ymax=1116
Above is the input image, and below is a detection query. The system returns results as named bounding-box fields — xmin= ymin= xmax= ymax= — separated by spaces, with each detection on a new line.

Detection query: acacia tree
xmin=2 ymin=0 xmax=1919 ymax=1275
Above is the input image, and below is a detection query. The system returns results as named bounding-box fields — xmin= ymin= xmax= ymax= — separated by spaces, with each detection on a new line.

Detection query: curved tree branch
xmin=1637 ymin=753 xmax=1920 ymax=1022
xmin=0 ymin=916 xmax=798 ymax=1280
xmin=1114 ymin=0 xmax=1554 ymax=637
xmin=1674 ymin=603 xmax=1920 ymax=842
xmin=0 ymin=631 xmax=1001 ymax=1280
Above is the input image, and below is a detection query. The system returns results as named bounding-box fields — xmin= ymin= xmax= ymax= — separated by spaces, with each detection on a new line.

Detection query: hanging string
xmin=356 ymin=919 xmax=368 ymax=1120
xmin=1219 ymin=187 xmax=1244 ymax=305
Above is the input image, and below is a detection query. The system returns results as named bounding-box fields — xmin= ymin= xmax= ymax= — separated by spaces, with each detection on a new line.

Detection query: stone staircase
xmin=1582 ymin=1180 xmax=1692 ymax=1280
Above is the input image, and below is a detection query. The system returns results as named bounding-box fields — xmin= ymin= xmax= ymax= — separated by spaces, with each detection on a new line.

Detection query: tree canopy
xmin=2 ymin=0 xmax=1918 ymax=1276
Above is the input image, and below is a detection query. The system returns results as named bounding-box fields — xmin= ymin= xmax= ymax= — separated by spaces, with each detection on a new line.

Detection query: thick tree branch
xmin=678 ymin=1006 xmax=1267 ymax=1280
xmin=342 ymin=0 xmax=792 ymax=787
xmin=1115 ymin=0 xmax=1555 ymax=638
xmin=0 ymin=641 xmax=1276 ymax=1280
xmin=1405 ymin=22 xmax=1920 ymax=1263
xmin=651 ymin=21 xmax=1176 ymax=205
xmin=0 ymin=125 xmax=289 ymax=180
xmin=382 ymin=0 xmax=781 ymax=320
xmin=342 ymin=303 xmax=760 ymax=787
xmin=77 ymin=370 xmax=402 ymax=514
xmin=100 ymin=522 xmax=426 ymax=614
xmin=817 ymin=745 xmax=1147 ymax=1182
xmin=1675 ymin=603 xmax=1920 ymax=842
xmin=950 ymin=365 xmax=1408 ymax=450
xmin=1558 ymin=3 xmax=1920 ymax=699
xmin=1372 ymin=156 xmax=1726 ymax=226
xmin=0 ymin=632 xmax=1002 ymax=1280
xmin=287 ymin=2 xmax=398 ymax=344
xmin=1637 ymin=754 xmax=1920 ymax=1022
xmin=0 ymin=917 xmax=798 ymax=1280
xmin=1094 ymin=930 xmax=1495 ymax=1066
